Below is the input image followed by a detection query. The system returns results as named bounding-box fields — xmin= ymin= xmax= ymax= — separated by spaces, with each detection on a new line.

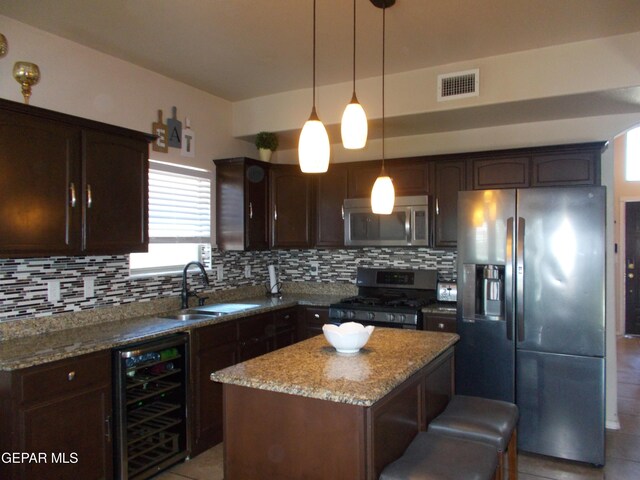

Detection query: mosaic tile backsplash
xmin=0 ymin=247 xmax=456 ymax=322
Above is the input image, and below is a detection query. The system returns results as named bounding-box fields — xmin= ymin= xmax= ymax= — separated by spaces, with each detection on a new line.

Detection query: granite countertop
xmin=210 ymin=328 xmax=458 ymax=407
xmin=0 ymin=289 xmax=350 ymax=371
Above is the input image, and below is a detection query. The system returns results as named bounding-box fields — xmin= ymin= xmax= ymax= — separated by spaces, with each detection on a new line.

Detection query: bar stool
xmin=427 ymin=395 xmax=519 ymax=480
xmin=379 ymin=431 xmax=499 ymax=480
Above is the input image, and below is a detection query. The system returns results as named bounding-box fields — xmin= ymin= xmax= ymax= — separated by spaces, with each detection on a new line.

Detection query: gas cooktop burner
xmin=329 ymin=268 xmax=439 ymax=329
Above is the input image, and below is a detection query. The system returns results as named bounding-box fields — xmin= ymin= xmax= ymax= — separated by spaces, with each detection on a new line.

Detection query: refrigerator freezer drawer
xmin=517 ymin=350 xmax=605 ymax=465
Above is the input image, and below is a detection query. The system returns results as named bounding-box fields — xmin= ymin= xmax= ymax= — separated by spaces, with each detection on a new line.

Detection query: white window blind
xmin=149 ymin=160 xmax=212 ymax=243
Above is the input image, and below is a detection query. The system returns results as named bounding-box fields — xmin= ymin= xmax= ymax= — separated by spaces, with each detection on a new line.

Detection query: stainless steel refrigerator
xmin=455 ymin=186 xmax=605 ymax=465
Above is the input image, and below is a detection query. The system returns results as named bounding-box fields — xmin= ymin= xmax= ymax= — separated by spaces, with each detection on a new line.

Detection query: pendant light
xmin=299 ymin=0 xmax=330 ymax=173
xmin=370 ymin=0 xmax=395 ymax=214
xmin=341 ymin=0 xmax=368 ymax=149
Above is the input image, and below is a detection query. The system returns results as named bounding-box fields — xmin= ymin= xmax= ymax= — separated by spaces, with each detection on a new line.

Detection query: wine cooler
xmin=113 ymin=333 xmax=190 ymax=479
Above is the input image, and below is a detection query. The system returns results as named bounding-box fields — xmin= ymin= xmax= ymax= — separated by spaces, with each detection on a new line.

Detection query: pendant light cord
xmin=313 ymin=0 xmax=317 ymax=110
xmin=352 ymin=0 xmax=357 ymax=94
xmin=382 ymin=4 xmax=386 ymax=167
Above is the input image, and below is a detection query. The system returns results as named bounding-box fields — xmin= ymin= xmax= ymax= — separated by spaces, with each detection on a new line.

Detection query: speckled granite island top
xmin=211 ymin=328 xmax=458 ymax=406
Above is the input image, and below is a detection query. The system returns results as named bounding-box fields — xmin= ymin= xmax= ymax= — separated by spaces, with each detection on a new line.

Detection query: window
xmin=130 ymin=161 xmax=212 ymax=276
xmin=625 ymin=126 xmax=640 ymax=181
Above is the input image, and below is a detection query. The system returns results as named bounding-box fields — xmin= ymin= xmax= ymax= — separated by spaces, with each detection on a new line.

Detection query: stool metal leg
xmin=507 ymin=429 xmax=518 ymax=480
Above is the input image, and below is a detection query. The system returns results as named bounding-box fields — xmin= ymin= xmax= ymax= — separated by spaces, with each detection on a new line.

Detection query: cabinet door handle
xmin=438 ymin=323 xmax=444 ymax=330
xmin=274 ymin=206 xmax=277 ymax=221
xmin=105 ymin=415 xmax=112 ymax=442
xmin=67 ymin=371 xmax=76 ymax=381
xmin=341 ymin=205 xmax=345 ymax=220
xmin=87 ymin=184 xmax=93 ymax=209
xmin=69 ymin=182 xmax=77 ymax=208
xmin=435 ymin=197 xmax=439 ymax=215
xmin=284 ymin=314 xmax=290 ymax=319
xmin=249 ymin=202 xmax=253 ymax=219
xmin=314 ymin=314 xmax=320 ymax=319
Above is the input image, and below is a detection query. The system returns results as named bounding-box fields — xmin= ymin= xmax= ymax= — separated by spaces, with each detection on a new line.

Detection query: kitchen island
xmin=211 ymin=328 xmax=458 ymax=480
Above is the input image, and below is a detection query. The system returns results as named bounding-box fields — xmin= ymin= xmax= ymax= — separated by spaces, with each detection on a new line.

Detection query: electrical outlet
xmin=216 ymin=265 xmax=224 ymax=281
xmin=244 ymin=265 xmax=251 ymax=278
xmin=310 ymin=262 xmax=319 ymax=277
xmin=84 ymin=277 xmax=95 ymax=298
xmin=47 ymin=280 xmax=61 ymax=303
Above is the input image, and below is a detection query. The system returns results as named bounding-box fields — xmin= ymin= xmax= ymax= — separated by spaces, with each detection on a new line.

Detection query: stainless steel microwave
xmin=343 ymin=195 xmax=430 ymax=247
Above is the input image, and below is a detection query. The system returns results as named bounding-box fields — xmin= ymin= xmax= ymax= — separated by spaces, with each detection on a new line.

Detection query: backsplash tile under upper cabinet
xmin=0 ymin=248 xmax=456 ymax=322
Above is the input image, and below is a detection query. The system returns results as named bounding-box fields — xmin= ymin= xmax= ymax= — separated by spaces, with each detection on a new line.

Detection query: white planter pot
xmin=259 ymin=148 xmax=272 ymax=162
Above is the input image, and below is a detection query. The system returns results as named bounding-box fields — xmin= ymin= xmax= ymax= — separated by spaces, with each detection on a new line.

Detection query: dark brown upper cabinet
xmin=471 ymin=143 xmax=602 ymax=190
xmin=347 ymin=157 xmax=429 ymax=198
xmin=531 ymin=149 xmax=600 ymax=187
xmin=315 ymin=164 xmax=348 ymax=247
xmin=215 ymin=157 xmax=269 ymax=251
xmin=270 ymin=164 xmax=312 ymax=248
xmin=83 ymin=130 xmax=149 ymax=254
xmin=432 ymin=160 xmax=467 ymax=249
xmin=472 ymin=156 xmax=530 ymax=189
xmin=0 ymin=98 xmax=151 ymax=258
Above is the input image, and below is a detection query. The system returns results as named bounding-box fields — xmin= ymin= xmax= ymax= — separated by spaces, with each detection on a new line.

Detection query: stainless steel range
xmin=329 ymin=268 xmax=438 ymax=329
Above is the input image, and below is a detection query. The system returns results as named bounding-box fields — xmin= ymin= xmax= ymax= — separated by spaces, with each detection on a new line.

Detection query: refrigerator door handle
xmin=516 ymin=217 xmax=525 ymax=342
xmin=505 ymin=217 xmax=514 ymax=340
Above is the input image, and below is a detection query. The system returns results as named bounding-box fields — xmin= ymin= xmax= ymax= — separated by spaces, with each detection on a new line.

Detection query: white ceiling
xmin=2 ymin=0 xmax=640 ymax=102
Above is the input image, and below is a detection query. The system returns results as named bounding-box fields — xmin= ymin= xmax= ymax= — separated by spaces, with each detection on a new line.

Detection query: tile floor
xmin=156 ymin=336 xmax=640 ymax=480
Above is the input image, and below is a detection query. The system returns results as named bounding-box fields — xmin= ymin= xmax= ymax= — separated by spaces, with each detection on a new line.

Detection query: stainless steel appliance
xmin=455 ymin=186 xmax=605 ymax=465
xmin=436 ymin=281 xmax=457 ymax=303
xmin=329 ymin=267 xmax=438 ymax=329
xmin=113 ymin=333 xmax=190 ymax=479
xmin=343 ymin=195 xmax=429 ymax=246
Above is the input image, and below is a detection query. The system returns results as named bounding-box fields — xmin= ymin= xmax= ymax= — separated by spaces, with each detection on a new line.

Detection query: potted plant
xmin=255 ymin=131 xmax=278 ymax=161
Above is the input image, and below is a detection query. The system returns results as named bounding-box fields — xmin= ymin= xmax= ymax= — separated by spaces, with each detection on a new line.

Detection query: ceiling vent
xmin=437 ymin=69 xmax=479 ymax=101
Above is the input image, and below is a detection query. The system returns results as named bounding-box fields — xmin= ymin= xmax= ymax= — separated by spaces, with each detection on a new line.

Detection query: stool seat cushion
xmin=427 ymin=395 xmax=519 ymax=451
xmin=379 ymin=431 xmax=498 ymax=480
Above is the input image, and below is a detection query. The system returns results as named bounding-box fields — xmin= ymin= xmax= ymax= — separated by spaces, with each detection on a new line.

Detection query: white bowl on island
xmin=322 ymin=322 xmax=375 ymax=354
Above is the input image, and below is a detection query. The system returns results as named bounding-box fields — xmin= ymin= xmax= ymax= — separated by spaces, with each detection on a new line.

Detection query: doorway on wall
xmin=625 ymin=201 xmax=640 ymax=335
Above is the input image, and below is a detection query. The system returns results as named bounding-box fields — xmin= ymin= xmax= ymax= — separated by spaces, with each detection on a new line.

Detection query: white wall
xmin=234 ymin=31 xmax=640 ymax=164
xmin=0 ymin=15 xmax=255 ymax=171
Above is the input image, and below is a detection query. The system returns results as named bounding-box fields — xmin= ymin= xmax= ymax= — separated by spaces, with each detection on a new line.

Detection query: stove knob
xmin=347 ymin=310 xmax=356 ymax=320
xmin=398 ymin=314 xmax=406 ymax=323
xmin=367 ymin=312 xmax=375 ymax=321
xmin=387 ymin=313 xmax=396 ymax=322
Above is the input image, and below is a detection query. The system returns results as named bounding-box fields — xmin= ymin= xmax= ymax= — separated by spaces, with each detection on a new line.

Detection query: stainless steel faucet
xmin=180 ymin=261 xmax=210 ymax=309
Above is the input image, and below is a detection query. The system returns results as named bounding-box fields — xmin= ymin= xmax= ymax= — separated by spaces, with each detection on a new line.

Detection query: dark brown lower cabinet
xmin=222 ymin=347 xmax=453 ymax=480
xmin=0 ymin=350 xmax=112 ymax=480
xmin=424 ymin=313 xmax=457 ymax=333
xmin=273 ymin=308 xmax=298 ymax=350
xmin=191 ymin=321 xmax=238 ymax=457
xmin=192 ymin=307 xmax=300 ymax=456
xmin=302 ymin=306 xmax=330 ymax=339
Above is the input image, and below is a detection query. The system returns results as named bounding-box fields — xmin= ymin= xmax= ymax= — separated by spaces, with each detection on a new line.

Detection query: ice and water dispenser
xmin=461 ymin=264 xmax=505 ymax=319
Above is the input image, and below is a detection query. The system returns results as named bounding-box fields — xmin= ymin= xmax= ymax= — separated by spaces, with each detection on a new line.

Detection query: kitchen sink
xmin=161 ymin=312 xmax=225 ymax=322
xmin=190 ymin=303 xmax=261 ymax=314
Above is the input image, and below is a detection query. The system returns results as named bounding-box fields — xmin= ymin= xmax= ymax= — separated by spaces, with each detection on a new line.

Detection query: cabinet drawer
xmin=19 ymin=350 xmax=110 ymax=405
xmin=305 ymin=307 xmax=330 ymax=324
xmin=425 ymin=315 xmax=456 ymax=333
xmin=274 ymin=308 xmax=297 ymax=327
xmin=196 ymin=321 xmax=238 ymax=349
xmin=238 ymin=313 xmax=273 ymax=340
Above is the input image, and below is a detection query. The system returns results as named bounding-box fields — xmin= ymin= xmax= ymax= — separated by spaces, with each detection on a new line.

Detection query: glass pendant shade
xmin=371 ymin=174 xmax=395 ymax=214
xmin=299 ymin=108 xmax=330 ymax=173
xmin=341 ymin=94 xmax=368 ymax=149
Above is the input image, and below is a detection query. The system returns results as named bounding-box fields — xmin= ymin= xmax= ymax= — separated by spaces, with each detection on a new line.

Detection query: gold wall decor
xmin=0 ymin=34 xmax=7 ymax=58
xmin=13 ymin=61 xmax=40 ymax=104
